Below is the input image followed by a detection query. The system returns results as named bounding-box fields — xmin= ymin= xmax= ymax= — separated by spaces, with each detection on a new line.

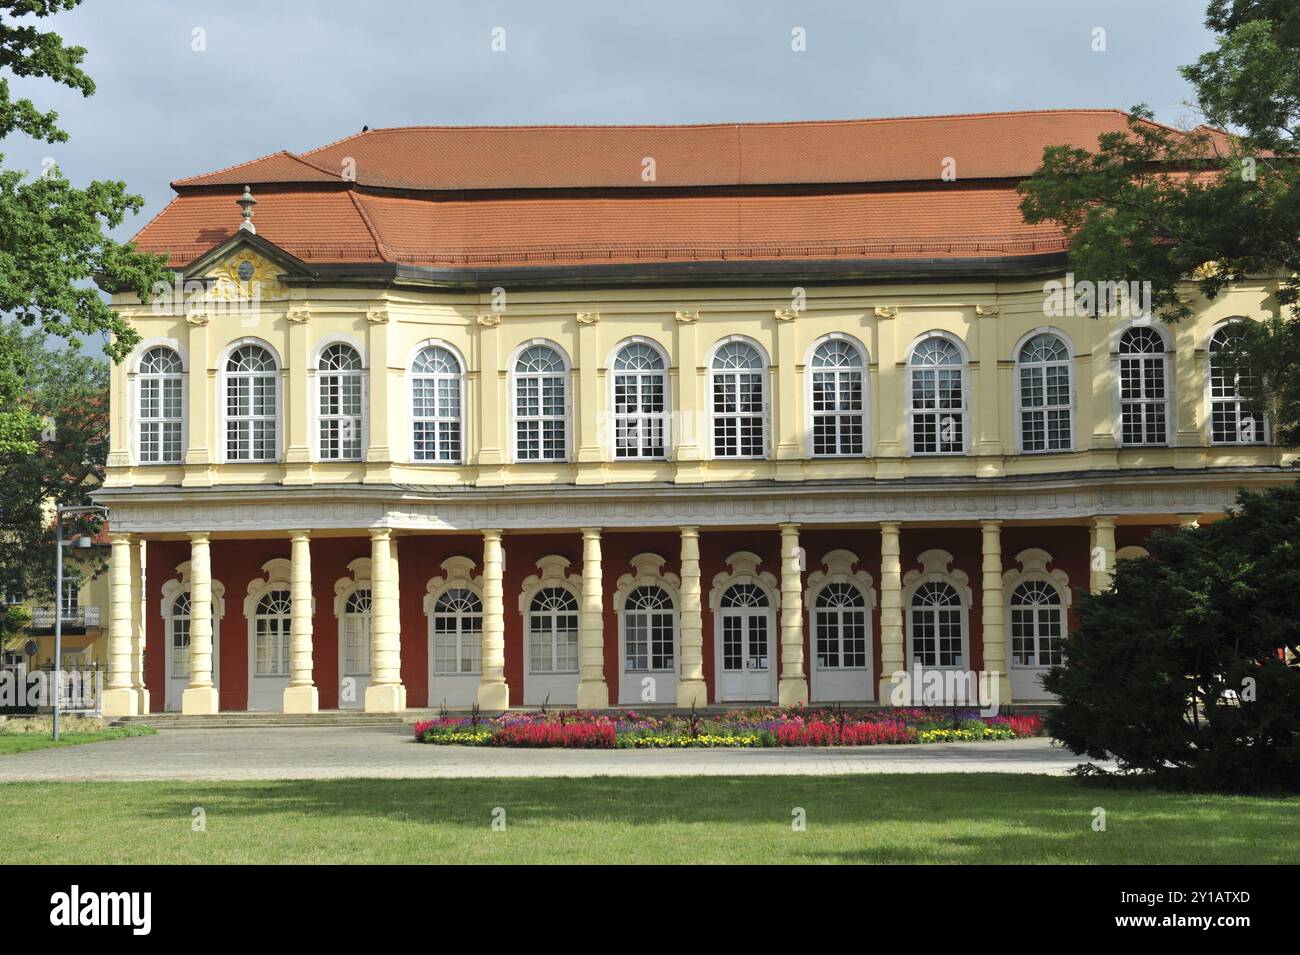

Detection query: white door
xmin=1007 ymin=580 xmax=1063 ymax=701
xmin=718 ymin=609 xmax=774 ymax=702
xmin=165 ymin=591 xmax=220 ymax=711
xmin=810 ymin=582 xmax=873 ymax=702
xmin=618 ymin=585 xmax=679 ymax=705
xmin=338 ymin=589 xmax=371 ymax=709
xmin=248 ymin=590 xmax=291 ymax=711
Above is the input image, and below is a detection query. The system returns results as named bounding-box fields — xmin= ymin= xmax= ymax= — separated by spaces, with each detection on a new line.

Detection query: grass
xmin=0 ymin=716 xmax=156 ymax=755
xmin=0 ymin=774 xmax=1295 ymax=863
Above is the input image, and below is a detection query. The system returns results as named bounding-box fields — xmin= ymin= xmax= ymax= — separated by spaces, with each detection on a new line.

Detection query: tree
xmin=0 ymin=0 xmax=167 ymax=457
xmin=1045 ymin=484 xmax=1300 ymax=792
xmin=1019 ymin=0 xmax=1300 ymax=444
xmin=0 ymin=321 xmax=108 ymax=629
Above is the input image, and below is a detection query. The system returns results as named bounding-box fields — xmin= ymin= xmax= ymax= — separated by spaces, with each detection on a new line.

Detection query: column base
xmin=134 ymin=688 xmax=150 ymax=714
xmin=675 ymin=678 xmax=707 ymax=708
xmin=101 ymin=687 xmax=140 ymax=718
xmin=181 ymin=686 xmax=220 ymax=715
xmin=576 ymin=679 xmax=609 ymax=710
xmin=985 ymin=671 xmax=1012 ymax=712
xmin=475 ymin=680 xmax=510 ymax=712
xmin=364 ymin=683 xmax=406 ymax=713
xmin=777 ymin=677 xmax=809 ymax=707
xmin=878 ymin=672 xmax=907 ymax=706
xmin=282 ymin=684 xmax=319 ymax=714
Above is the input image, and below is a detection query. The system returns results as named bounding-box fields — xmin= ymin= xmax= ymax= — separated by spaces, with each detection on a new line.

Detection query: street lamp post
xmin=52 ymin=505 xmax=108 ymax=741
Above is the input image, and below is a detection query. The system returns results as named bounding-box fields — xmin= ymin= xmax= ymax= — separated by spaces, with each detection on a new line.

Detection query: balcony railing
xmin=30 ymin=606 xmax=101 ymax=628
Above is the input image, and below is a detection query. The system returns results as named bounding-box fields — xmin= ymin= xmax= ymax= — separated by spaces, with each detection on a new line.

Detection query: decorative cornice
xmin=576 ymin=311 xmax=601 ymax=325
xmin=873 ymin=306 xmax=899 ymax=319
xmin=674 ymin=309 xmax=700 ymax=324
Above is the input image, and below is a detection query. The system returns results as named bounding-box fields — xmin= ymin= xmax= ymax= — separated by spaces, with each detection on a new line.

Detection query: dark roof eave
xmin=277 ymin=253 xmax=1072 ymax=292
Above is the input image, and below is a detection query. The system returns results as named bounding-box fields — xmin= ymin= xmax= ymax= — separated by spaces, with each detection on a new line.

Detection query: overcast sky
xmin=6 ymin=0 xmax=1219 ymax=231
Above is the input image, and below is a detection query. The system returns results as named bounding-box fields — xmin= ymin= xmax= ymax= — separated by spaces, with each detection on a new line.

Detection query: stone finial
xmin=237 ymin=185 xmax=257 ymax=233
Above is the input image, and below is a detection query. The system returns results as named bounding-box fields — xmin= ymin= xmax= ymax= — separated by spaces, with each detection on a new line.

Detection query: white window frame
xmin=218 ymin=338 xmax=282 ymax=464
xmin=608 ymin=337 xmax=670 ymax=461
xmin=510 ymin=340 xmax=571 ymax=464
xmin=905 ymin=332 xmax=970 ymax=456
xmin=707 ymin=336 xmax=770 ymax=460
xmin=1014 ymin=329 xmax=1075 ymax=454
xmin=1114 ymin=323 xmax=1173 ymax=448
xmin=1205 ymin=319 xmax=1268 ymax=446
xmin=315 ymin=340 xmax=366 ymax=463
xmin=134 ymin=343 xmax=186 ymax=465
xmin=408 ymin=340 xmax=466 ymax=464
xmin=902 ymin=549 xmax=972 ymax=672
xmin=806 ymin=334 xmax=869 ymax=458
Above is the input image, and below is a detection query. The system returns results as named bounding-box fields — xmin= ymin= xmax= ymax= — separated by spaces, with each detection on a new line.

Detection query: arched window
xmin=622 ymin=585 xmax=674 ymax=673
xmin=170 ymin=591 xmax=191 ymax=675
xmin=910 ymin=581 xmax=964 ymax=668
xmin=341 ymin=588 xmax=372 ymax=677
xmin=814 ymin=581 xmax=868 ymax=670
xmin=1208 ymin=324 xmax=1265 ymax=445
xmin=611 ymin=342 xmax=666 ymax=459
xmin=810 ymin=338 xmax=866 ymax=457
xmin=138 ymin=346 xmax=183 ymax=464
xmin=432 ymin=588 xmax=482 ymax=674
xmin=225 ymin=344 xmax=277 ymax=462
xmin=319 ymin=343 xmax=363 ymax=461
xmin=1017 ymin=333 xmax=1072 ymax=452
xmin=720 ymin=582 xmax=770 ymax=674
xmin=412 ymin=345 xmax=463 ymax=462
xmin=1009 ymin=579 xmax=1064 ymax=668
xmin=514 ymin=345 xmax=567 ymax=462
xmin=711 ymin=341 xmax=765 ymax=458
xmin=528 ymin=586 xmax=579 ymax=673
xmin=253 ymin=590 xmax=291 ymax=676
xmin=909 ymin=336 xmax=965 ymax=454
xmin=1118 ymin=327 xmax=1169 ymax=446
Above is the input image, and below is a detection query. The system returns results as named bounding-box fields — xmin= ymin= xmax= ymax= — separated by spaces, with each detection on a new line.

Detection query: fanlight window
xmin=623 ymin=585 xmax=674 ymax=672
xmin=910 ymin=581 xmax=963 ymax=668
xmin=1118 ymin=327 xmax=1169 ymax=446
xmin=341 ymin=588 xmax=372 ymax=675
xmin=432 ymin=588 xmax=483 ymax=675
xmin=909 ymin=337 xmax=965 ymax=454
xmin=412 ymin=345 xmax=463 ymax=463
xmin=319 ymin=344 xmax=363 ymax=461
xmin=814 ymin=582 xmax=868 ymax=670
xmin=514 ymin=346 xmax=567 ymax=462
xmin=612 ymin=342 xmax=666 ymax=459
xmin=1009 ymin=579 xmax=1064 ymax=668
xmin=720 ymin=582 xmax=769 ymax=609
xmin=253 ymin=590 xmax=291 ymax=676
xmin=1208 ymin=325 xmax=1265 ymax=445
xmin=810 ymin=339 xmax=866 ymax=457
xmin=528 ymin=587 xmax=578 ymax=673
xmin=138 ymin=346 xmax=183 ymax=464
xmin=711 ymin=341 xmax=765 ymax=458
xmin=1018 ymin=333 xmax=1072 ymax=452
xmin=225 ymin=344 xmax=277 ymax=462
xmin=170 ymin=591 xmax=191 ymax=673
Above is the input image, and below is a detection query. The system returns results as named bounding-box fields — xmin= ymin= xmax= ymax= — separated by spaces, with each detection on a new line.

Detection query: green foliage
xmin=1045 ymin=483 xmax=1300 ymax=792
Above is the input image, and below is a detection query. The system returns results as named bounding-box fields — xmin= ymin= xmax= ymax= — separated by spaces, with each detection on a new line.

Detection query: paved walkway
xmin=0 ymin=726 xmax=1108 ymax=781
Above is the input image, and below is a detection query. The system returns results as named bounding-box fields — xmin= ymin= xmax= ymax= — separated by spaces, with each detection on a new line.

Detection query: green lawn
xmin=0 ymin=774 xmax=1295 ymax=863
xmin=0 ymin=726 xmax=155 ymax=755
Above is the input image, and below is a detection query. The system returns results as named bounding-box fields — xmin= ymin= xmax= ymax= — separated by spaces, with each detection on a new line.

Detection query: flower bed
xmin=413 ymin=707 xmax=1044 ymax=749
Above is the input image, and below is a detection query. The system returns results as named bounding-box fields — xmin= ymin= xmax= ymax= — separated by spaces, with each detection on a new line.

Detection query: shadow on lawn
xmin=117 ymin=774 xmax=1299 ymax=864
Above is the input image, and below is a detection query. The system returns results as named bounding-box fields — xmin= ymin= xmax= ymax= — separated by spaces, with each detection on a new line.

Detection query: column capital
xmin=580 ymin=526 xmax=602 ymax=538
xmin=879 ymin=520 xmax=901 ymax=531
xmin=109 ymin=531 xmax=132 ymax=545
xmin=482 ymin=527 xmax=504 ymax=540
xmin=678 ymin=525 xmax=700 ymax=536
xmin=187 ymin=532 xmax=209 ymax=544
xmin=287 ymin=529 xmax=312 ymax=540
xmin=368 ymin=527 xmax=393 ymax=541
xmin=1091 ymin=514 xmax=1119 ymax=526
xmin=778 ymin=521 xmax=801 ymax=533
xmin=980 ymin=519 xmax=1003 ymax=531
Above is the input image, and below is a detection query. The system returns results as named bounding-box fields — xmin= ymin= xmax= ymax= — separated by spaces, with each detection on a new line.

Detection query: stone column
xmin=576 ymin=527 xmax=609 ymax=709
xmin=1090 ymin=516 xmax=1118 ymax=594
xmin=182 ymin=314 xmax=213 ymax=487
xmin=101 ymin=533 xmax=138 ymax=717
xmin=282 ymin=530 xmax=318 ymax=713
xmin=282 ymin=309 xmax=313 ymax=484
xmin=675 ymin=526 xmax=707 ymax=706
xmin=980 ymin=521 xmax=1011 ymax=708
xmin=477 ymin=529 xmax=509 ymax=710
xmin=773 ymin=314 xmax=802 ymax=480
xmin=474 ymin=312 xmax=505 ymax=485
xmin=777 ymin=523 xmax=808 ymax=705
xmin=363 ymin=307 xmax=394 ymax=484
xmin=130 ymin=538 xmax=149 ymax=714
xmin=181 ymin=533 xmax=219 ymax=714
xmin=364 ymin=529 xmax=404 ymax=712
xmin=877 ymin=522 xmax=905 ymax=702
xmin=575 ymin=314 xmax=604 ymax=484
xmin=873 ymin=310 xmax=905 ymax=478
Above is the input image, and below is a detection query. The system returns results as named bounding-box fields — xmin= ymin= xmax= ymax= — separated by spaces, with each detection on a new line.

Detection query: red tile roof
xmin=134 ymin=110 xmax=1215 ymax=272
